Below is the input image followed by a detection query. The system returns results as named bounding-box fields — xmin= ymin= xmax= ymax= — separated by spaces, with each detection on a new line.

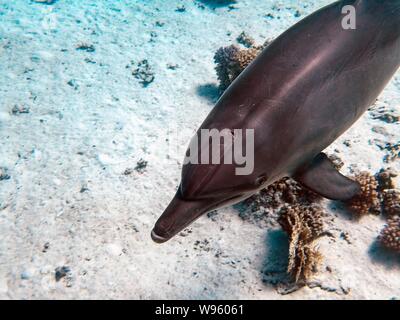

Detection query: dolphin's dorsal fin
xmin=293 ymin=153 xmax=361 ymax=201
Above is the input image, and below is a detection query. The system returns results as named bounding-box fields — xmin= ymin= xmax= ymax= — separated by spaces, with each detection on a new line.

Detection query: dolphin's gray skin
xmin=152 ymin=0 xmax=400 ymax=244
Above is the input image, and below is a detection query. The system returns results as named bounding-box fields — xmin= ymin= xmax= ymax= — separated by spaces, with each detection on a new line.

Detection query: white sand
xmin=0 ymin=0 xmax=399 ymax=299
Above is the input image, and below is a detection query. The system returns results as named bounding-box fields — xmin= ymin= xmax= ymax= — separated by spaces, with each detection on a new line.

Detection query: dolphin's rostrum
xmin=152 ymin=0 xmax=400 ymax=244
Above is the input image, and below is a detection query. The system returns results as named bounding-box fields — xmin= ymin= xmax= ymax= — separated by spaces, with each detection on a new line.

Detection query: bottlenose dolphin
xmin=152 ymin=0 xmax=400 ymax=243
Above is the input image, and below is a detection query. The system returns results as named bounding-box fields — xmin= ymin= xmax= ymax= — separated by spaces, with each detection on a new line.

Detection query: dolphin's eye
xmin=255 ymin=174 xmax=268 ymax=186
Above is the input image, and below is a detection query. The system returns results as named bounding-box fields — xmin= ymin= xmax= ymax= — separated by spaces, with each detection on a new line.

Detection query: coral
xmin=243 ymin=177 xmax=322 ymax=215
xmin=379 ymin=215 xmax=400 ymax=252
xmin=240 ymin=154 xmax=344 ymax=222
xmin=278 ymin=205 xmax=324 ymax=282
xmin=279 ymin=205 xmax=324 ymax=240
xmin=288 ymin=242 xmax=322 ymax=283
xmin=381 ymin=189 xmax=400 ymax=217
xmin=344 ymin=172 xmax=381 ymax=217
xmin=279 ymin=178 xmax=322 ymax=205
xmin=214 ymin=45 xmax=261 ymax=91
xmin=214 ymin=34 xmax=274 ymax=90
xmin=375 ymin=168 xmax=397 ymax=191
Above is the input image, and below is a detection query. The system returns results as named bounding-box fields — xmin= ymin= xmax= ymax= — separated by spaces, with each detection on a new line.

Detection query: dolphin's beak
xmin=151 ymin=190 xmax=215 ymax=244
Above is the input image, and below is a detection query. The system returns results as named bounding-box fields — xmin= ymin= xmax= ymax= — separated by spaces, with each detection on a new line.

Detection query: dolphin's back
xmin=198 ymin=0 xmax=400 ymax=179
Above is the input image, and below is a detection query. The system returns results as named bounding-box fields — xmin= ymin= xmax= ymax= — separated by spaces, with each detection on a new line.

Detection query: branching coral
xmin=278 ymin=205 xmax=324 ymax=282
xmin=214 ymin=45 xmax=262 ymax=91
xmin=280 ymin=178 xmax=322 ymax=205
xmin=279 ymin=205 xmax=324 ymax=242
xmin=379 ymin=215 xmax=400 ymax=252
xmin=214 ymin=35 xmax=272 ymax=91
xmin=344 ymin=172 xmax=381 ymax=217
xmin=244 ymin=177 xmax=322 ymax=214
xmin=381 ymin=189 xmax=400 ymax=217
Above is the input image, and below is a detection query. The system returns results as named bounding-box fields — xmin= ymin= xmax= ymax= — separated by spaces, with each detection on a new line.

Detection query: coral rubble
xmin=369 ymin=101 xmax=400 ymax=124
xmin=383 ymin=142 xmax=400 ymax=163
xmin=129 ymin=60 xmax=155 ymax=87
xmin=11 ymin=105 xmax=30 ymax=115
xmin=0 ymin=167 xmax=11 ymax=181
xmin=236 ymin=31 xmax=256 ymax=48
xmin=375 ymin=168 xmax=397 ymax=191
xmin=135 ymin=159 xmax=148 ymax=173
xmin=75 ymin=43 xmax=95 ymax=53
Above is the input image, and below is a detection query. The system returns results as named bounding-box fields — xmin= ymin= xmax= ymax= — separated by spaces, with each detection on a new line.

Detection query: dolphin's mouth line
xmin=152 ymin=193 xmax=247 ymax=244
xmin=151 ymin=230 xmax=168 ymax=244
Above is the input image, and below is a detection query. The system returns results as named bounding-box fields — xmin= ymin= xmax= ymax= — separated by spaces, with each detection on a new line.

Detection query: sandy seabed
xmin=0 ymin=0 xmax=399 ymax=299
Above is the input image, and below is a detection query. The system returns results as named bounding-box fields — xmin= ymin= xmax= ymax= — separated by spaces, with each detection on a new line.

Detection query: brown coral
xmin=379 ymin=215 xmax=400 ymax=252
xmin=344 ymin=172 xmax=381 ymax=217
xmin=214 ymin=44 xmax=262 ymax=91
xmin=280 ymin=178 xmax=322 ymax=205
xmin=244 ymin=177 xmax=322 ymax=214
xmin=279 ymin=205 xmax=324 ymax=240
xmin=381 ymin=189 xmax=400 ymax=217
xmin=288 ymin=241 xmax=322 ymax=283
xmin=278 ymin=205 xmax=324 ymax=282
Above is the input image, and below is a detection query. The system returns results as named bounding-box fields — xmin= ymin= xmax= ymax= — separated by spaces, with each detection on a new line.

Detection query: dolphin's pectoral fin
xmin=293 ymin=153 xmax=361 ymax=201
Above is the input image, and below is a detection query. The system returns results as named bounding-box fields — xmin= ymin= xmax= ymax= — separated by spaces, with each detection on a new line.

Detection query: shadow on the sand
xmin=196 ymin=83 xmax=221 ymax=104
xmin=327 ymin=200 xmax=355 ymax=221
xmin=197 ymin=0 xmax=237 ymax=9
xmin=260 ymin=229 xmax=291 ymax=286
xmin=368 ymin=239 xmax=400 ymax=269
